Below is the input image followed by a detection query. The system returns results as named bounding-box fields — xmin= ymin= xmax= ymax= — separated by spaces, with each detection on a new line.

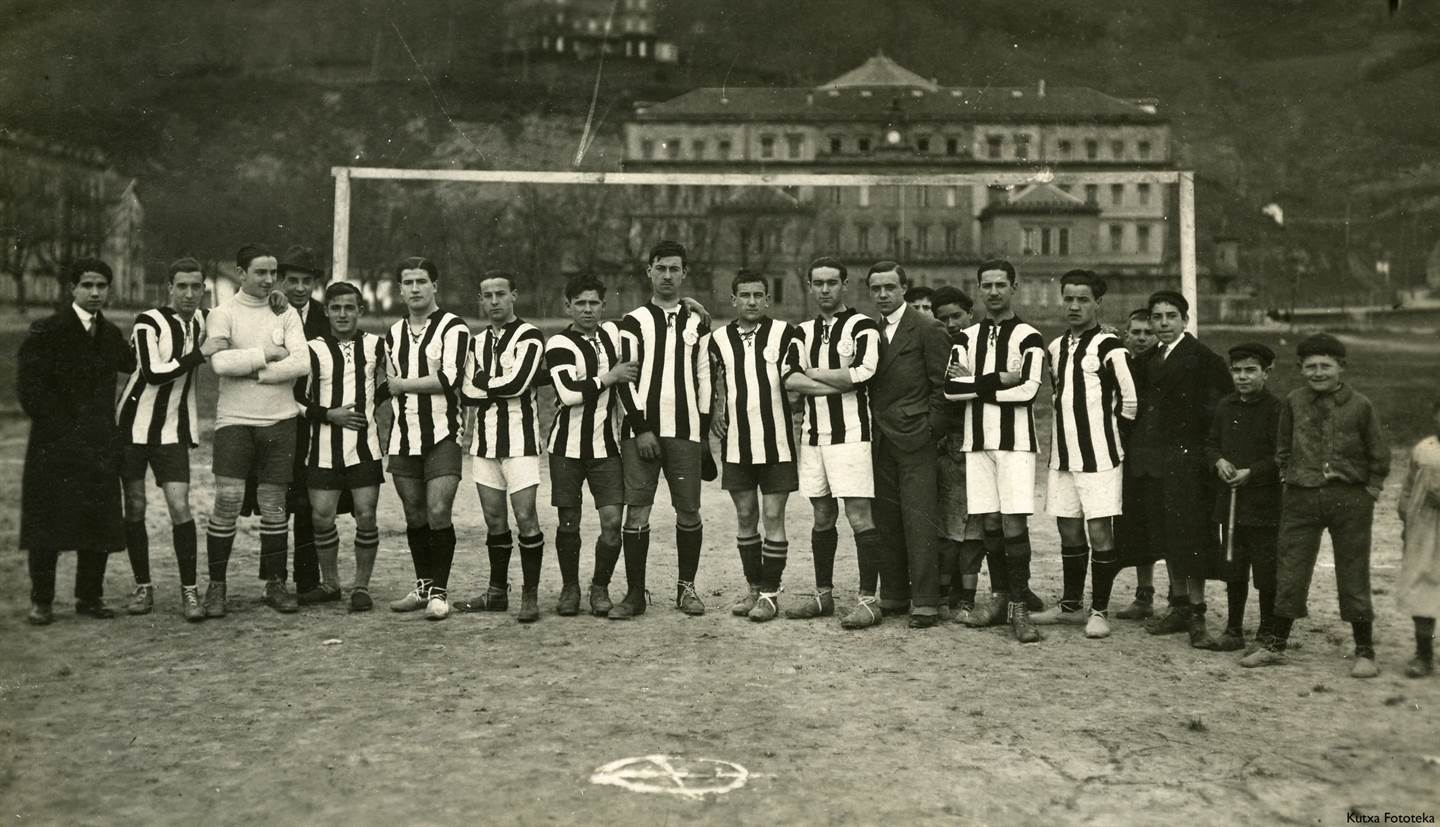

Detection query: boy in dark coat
xmin=19 ymin=258 xmax=136 ymax=624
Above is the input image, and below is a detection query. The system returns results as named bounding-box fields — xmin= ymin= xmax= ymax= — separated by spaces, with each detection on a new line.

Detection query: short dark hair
xmin=866 ymin=260 xmax=907 ymax=286
xmin=1297 ymin=332 xmax=1346 ymax=362
xmin=648 ymin=240 xmax=687 ymax=268
xmin=807 ymin=256 xmax=847 ymax=282
xmin=976 ymin=259 xmax=1016 ymax=284
xmin=235 ymin=243 xmax=275 ymax=270
xmin=68 ymin=257 xmax=112 ymax=286
xmin=930 ymin=286 xmax=973 ymax=313
xmin=1148 ymin=289 xmax=1189 ymax=317
xmin=167 ymin=257 xmax=203 ymax=283
xmin=564 ymin=274 xmax=607 ymax=302
xmin=323 ymin=281 xmax=365 ymax=307
xmin=1127 ymin=308 xmax=1151 ymax=324
xmin=1060 ymin=269 xmax=1107 ymax=299
xmin=395 ymin=256 xmax=440 ymax=283
xmin=904 ymin=285 xmax=933 ymax=303
xmin=479 ymin=269 xmax=518 ymax=292
xmin=731 ymin=268 xmax=768 ymax=296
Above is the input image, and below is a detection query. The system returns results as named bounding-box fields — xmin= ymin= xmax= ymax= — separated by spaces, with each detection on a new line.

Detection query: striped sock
xmin=811 ymin=527 xmax=837 ymax=591
xmin=259 ymin=519 xmax=289 ymax=582
xmin=430 ymin=526 xmax=456 ymax=593
xmin=1060 ymin=544 xmax=1090 ymax=612
xmin=556 ymin=529 xmax=582 ymax=586
xmin=759 ymin=539 xmax=788 ymax=592
xmin=125 ymin=520 xmax=150 ymax=584
xmin=315 ymin=525 xmax=341 ymax=587
xmin=519 ymin=532 xmax=545 ymax=590
xmin=487 ymin=530 xmax=513 ymax=589
xmin=676 ymin=522 xmax=703 ymax=584
xmin=205 ymin=514 xmax=237 ymax=583
xmin=354 ymin=526 xmax=379 ymax=589
xmin=172 ymin=520 xmax=197 ymax=587
xmin=736 ymin=534 xmax=762 ymax=585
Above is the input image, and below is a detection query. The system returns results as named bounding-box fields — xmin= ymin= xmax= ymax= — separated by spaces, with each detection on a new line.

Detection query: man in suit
xmin=865 ymin=261 xmax=952 ymax=629
xmin=1126 ymin=289 xmax=1233 ymax=648
xmin=18 ymin=258 xmax=137 ymax=624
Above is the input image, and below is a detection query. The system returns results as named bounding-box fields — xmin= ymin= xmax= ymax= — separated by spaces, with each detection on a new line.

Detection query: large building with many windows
xmin=622 ymin=53 xmax=1180 ymax=318
xmin=502 ymin=0 xmax=678 ymax=63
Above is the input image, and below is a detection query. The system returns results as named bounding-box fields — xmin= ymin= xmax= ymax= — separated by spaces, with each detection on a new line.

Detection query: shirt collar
xmin=884 ymin=303 xmax=906 ymax=328
xmin=72 ymin=303 xmax=95 ymax=328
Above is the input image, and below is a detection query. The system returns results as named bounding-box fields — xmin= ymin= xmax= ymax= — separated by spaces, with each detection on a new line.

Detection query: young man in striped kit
xmin=384 ymin=257 xmax=471 ymax=621
xmin=117 ymin=257 xmax=217 ymax=620
xmin=454 ymin=271 xmax=548 ymax=623
xmin=710 ymin=270 xmax=799 ymax=623
xmin=944 ymin=259 xmax=1048 ymax=643
xmin=543 ymin=276 xmax=639 ymax=618
xmin=204 ymin=244 xmax=313 ymax=616
xmin=783 ymin=257 xmax=886 ymax=629
xmin=1031 ymin=270 xmax=1137 ymax=639
xmin=612 ymin=240 xmax=714 ymax=619
xmin=296 ymin=282 xmax=389 ymax=612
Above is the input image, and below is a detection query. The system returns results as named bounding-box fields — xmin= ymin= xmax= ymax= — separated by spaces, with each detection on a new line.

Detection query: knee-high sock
xmin=593 ymin=536 xmax=621 ymax=587
xmin=125 ymin=520 xmax=150 ymax=584
xmin=430 ymin=526 xmax=456 ymax=593
xmin=853 ymin=528 xmax=883 ymax=595
xmin=811 ymin=527 xmax=837 ymax=591
xmin=519 ymin=532 xmax=545 ymax=590
xmin=353 ymin=526 xmax=379 ymax=589
xmin=621 ymin=526 xmax=649 ymax=596
xmin=315 ymin=524 xmax=341 ymax=587
xmin=759 ymin=539 xmax=788 ymax=592
xmin=173 ymin=521 xmax=198 ymax=587
xmin=206 ymin=493 xmax=241 ymax=583
xmin=677 ymin=522 xmax=702 ymax=584
xmin=256 ymin=487 xmax=289 ymax=582
xmin=1090 ymin=545 xmax=1120 ymax=612
xmin=28 ymin=549 xmax=58 ymax=605
xmin=983 ymin=529 xmax=1008 ymax=595
xmin=1226 ymin=561 xmax=1251 ymax=633
xmin=556 ymin=529 xmax=582 ymax=586
xmin=736 ymin=533 xmax=762 ymax=586
xmin=405 ymin=524 xmax=432 ymax=582
xmin=958 ymin=538 xmax=983 ymax=605
xmin=1005 ymin=531 xmax=1032 ymax=603
xmin=291 ymin=502 xmax=318 ymax=592
xmin=75 ymin=549 xmax=109 ymax=602
xmin=1060 ymin=544 xmax=1089 ymax=611
xmin=487 ymin=530 xmax=514 ymax=588
xmin=1416 ymin=617 xmax=1436 ymax=660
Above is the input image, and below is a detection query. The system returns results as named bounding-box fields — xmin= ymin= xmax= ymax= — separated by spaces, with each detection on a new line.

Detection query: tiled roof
xmin=818 ymin=53 xmax=940 ymax=92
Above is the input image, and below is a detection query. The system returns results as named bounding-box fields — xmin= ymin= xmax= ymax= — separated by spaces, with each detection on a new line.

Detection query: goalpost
xmin=329 ymin=167 xmax=1199 ymax=333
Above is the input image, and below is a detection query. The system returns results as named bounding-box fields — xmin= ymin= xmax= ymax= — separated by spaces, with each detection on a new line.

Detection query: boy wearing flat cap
xmin=1244 ymin=333 xmax=1390 ymax=677
xmin=1206 ymin=342 xmax=1282 ymax=653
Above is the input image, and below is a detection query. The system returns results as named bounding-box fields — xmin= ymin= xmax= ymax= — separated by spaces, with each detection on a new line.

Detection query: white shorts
xmin=1046 ymin=466 xmax=1124 ymax=519
xmin=471 ymin=455 xmax=541 ymax=493
xmin=965 ymin=450 xmax=1036 ymax=516
xmin=798 ymin=441 xmax=874 ymax=500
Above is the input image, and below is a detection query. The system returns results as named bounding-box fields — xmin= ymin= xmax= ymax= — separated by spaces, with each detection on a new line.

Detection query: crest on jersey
xmin=425 ymin=341 xmax=443 ymax=361
xmin=500 ymin=350 xmax=515 ymax=369
xmin=837 ymin=338 xmax=855 ymax=357
xmin=271 ymin=328 xmax=286 ymax=346
xmin=1081 ymin=354 xmax=1101 ymax=372
xmin=683 ymin=329 xmax=699 ymax=346
xmin=762 ymin=346 xmax=780 ymax=364
xmin=1008 ymin=357 xmax=1023 ymax=372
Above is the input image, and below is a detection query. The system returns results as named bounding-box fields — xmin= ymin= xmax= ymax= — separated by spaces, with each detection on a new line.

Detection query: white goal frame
xmin=330 ymin=167 xmax=1199 ymax=333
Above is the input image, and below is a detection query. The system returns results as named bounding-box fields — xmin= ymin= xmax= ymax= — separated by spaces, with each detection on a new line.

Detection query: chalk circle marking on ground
xmin=590 ymin=755 xmax=750 ymax=799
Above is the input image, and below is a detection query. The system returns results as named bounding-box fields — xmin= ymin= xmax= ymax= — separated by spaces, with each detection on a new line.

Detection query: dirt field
xmin=1 ymin=313 xmax=1438 ymax=826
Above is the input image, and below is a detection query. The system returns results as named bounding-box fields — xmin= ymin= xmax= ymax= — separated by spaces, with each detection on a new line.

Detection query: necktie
xmin=89 ymin=314 xmax=100 ymax=339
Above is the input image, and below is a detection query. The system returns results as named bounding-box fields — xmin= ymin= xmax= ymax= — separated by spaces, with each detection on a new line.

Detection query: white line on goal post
xmin=330 ymin=166 xmax=1199 ymax=333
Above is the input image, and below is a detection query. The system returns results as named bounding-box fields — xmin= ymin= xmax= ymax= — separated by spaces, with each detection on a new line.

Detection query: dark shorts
xmin=721 ymin=461 xmax=799 ymax=495
xmin=213 ymin=421 xmax=296 ymax=485
xmin=121 ymin=443 xmax=191 ymax=485
xmin=621 ymin=436 xmax=702 ymax=511
xmin=308 ymin=459 xmax=384 ymax=491
xmin=549 ymin=454 xmax=624 ymax=509
xmin=389 ymin=438 xmax=463 ymax=482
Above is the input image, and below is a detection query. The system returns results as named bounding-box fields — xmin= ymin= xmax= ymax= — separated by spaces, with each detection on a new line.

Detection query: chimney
xmin=1038 ymin=79 xmax=1046 ymax=98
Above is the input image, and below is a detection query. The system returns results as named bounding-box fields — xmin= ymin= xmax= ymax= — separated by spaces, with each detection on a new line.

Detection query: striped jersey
xmin=298 ymin=333 xmax=388 ymax=469
xmin=385 ymin=310 xmax=471 ymax=456
xmin=1047 ymin=326 xmax=1138 ymax=472
xmin=709 ymin=317 xmax=798 ymax=464
xmin=462 ymin=318 xmax=545 ymax=458
xmin=117 ymin=306 xmax=207 ymax=446
xmin=546 ymin=322 xmax=627 ymax=460
xmin=942 ymin=315 xmax=1046 ymax=452
xmin=617 ymin=302 xmax=712 ymax=441
xmin=783 ymin=308 xmax=880 ymax=446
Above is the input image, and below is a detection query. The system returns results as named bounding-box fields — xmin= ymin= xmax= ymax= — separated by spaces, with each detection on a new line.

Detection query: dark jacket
xmin=868 ymin=306 xmax=951 ymax=452
xmin=18 ymin=305 xmax=135 ymax=551
xmin=1277 ymin=384 xmax=1389 ymax=497
xmin=1206 ymin=390 xmax=1282 ymax=526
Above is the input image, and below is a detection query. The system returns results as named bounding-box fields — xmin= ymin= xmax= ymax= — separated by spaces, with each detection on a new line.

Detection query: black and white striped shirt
xmin=385 ymin=310 xmax=471 ymax=456
xmin=783 ymin=308 xmax=880 ymax=446
xmin=1047 ymin=326 xmax=1138 ymax=473
xmin=299 ymin=333 xmax=388 ymax=469
xmin=617 ymin=303 xmax=712 ymax=441
xmin=117 ymin=307 xmax=207 ymax=447
xmin=943 ymin=316 xmax=1046 ymax=452
xmin=710 ymin=317 xmax=798 ymax=464
xmin=462 ymin=318 xmax=545 ymax=459
xmin=546 ymin=323 xmax=626 ymax=460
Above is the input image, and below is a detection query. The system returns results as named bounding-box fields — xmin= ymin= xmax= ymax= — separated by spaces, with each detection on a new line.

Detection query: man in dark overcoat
xmin=19 ymin=258 xmax=136 ymax=624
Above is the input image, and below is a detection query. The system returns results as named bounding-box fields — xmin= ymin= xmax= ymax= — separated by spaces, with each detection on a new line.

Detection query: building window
xmin=828 ymin=223 xmax=841 ymax=250
xmin=665 ymin=139 xmax=680 ymax=160
xmin=916 ymin=225 xmax=929 ymax=252
xmin=1137 ymin=224 xmax=1152 ymax=253
xmin=1022 ymin=227 xmax=1038 ymax=255
xmin=1015 ymin=134 xmax=1030 ymax=161
xmin=857 ymin=137 xmax=871 ymax=152
xmin=886 ymin=225 xmax=900 ymax=252
xmin=1138 ymin=140 xmax=1152 ymax=160
xmin=917 ymin=186 xmax=930 ymax=207
xmin=1058 ymin=227 xmax=1070 ymax=256
xmin=641 ymin=139 xmax=655 ymax=160
xmin=945 ymin=186 xmax=958 ymax=208
xmin=718 ymin=139 xmax=732 ymax=160
xmin=1110 ymin=139 xmax=1124 ymax=159
xmin=772 ymin=277 xmax=785 ymax=305
xmin=1111 ymin=184 xmax=1124 ymax=206
xmin=1038 ymin=227 xmax=1070 ymax=256
xmin=916 ymin=136 xmax=930 ymax=153
xmin=1058 ymin=139 xmax=1072 ymax=158
xmin=690 ymin=185 xmax=704 ymax=205
xmin=786 ymin=134 xmax=803 ymax=159
xmin=987 ymin=135 xmax=1003 ymax=160
xmin=857 ymin=225 xmax=870 ymax=252
xmin=760 ymin=135 xmax=775 ymax=159
xmin=946 ymin=137 xmax=959 ymax=156
xmin=828 ymin=187 xmax=842 ymax=206
xmin=859 ymin=185 xmax=870 ymax=208
xmin=1085 ymin=184 xmax=1098 ymax=205
xmin=1137 ymin=183 xmax=1152 ymax=206
xmin=1109 ymin=224 xmax=1124 ymax=253
xmin=1085 ymin=139 xmax=1098 ymax=160
xmin=830 ymin=136 xmax=843 ymax=154
xmin=944 ymin=225 xmax=958 ymax=253
xmin=691 ymin=139 xmax=706 ymax=160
